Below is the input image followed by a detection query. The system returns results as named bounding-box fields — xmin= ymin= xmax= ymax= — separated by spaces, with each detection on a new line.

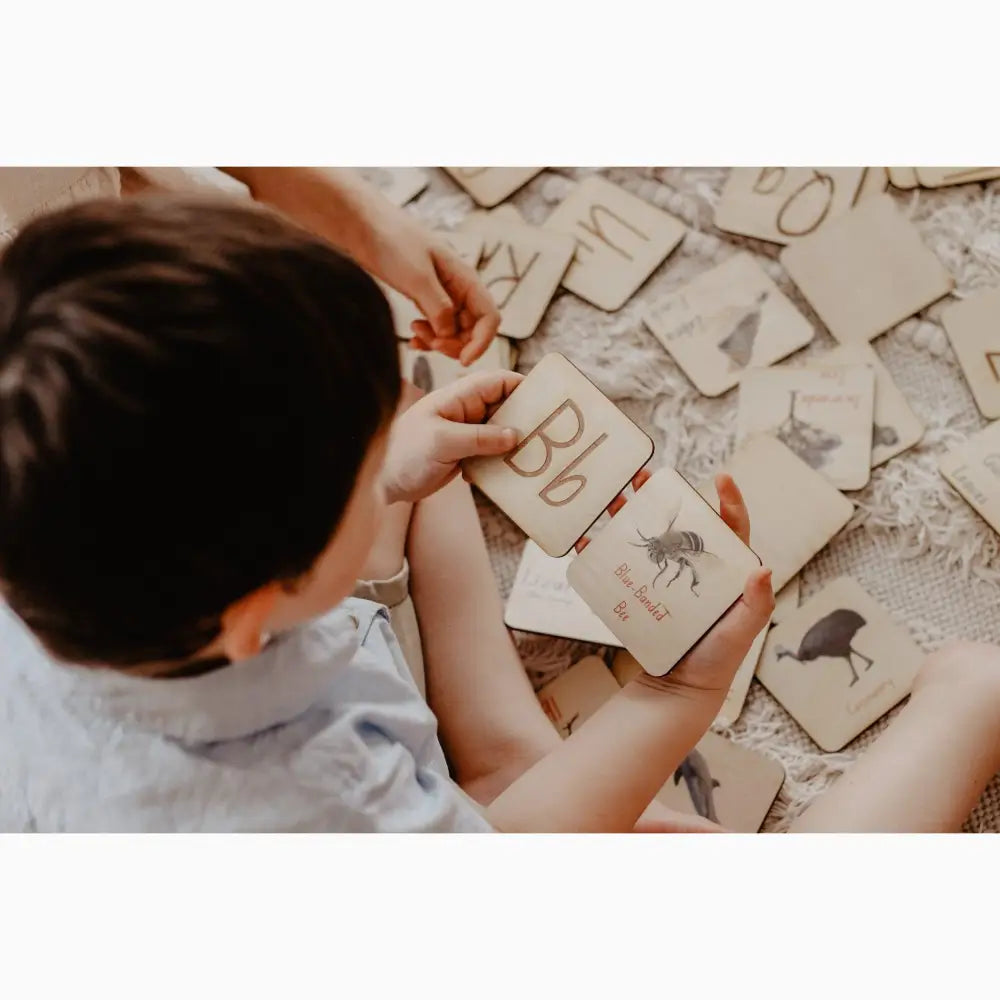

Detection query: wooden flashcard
xmin=736 ymin=365 xmax=876 ymax=491
xmin=543 ymin=176 xmax=686 ymax=311
xmin=939 ymin=419 xmax=1000 ymax=536
xmin=942 ymin=287 xmax=1000 ymax=419
xmin=442 ymin=230 xmax=485 ymax=266
xmin=758 ymin=576 xmax=923 ymax=752
xmin=654 ymin=732 xmax=784 ymax=832
xmin=887 ymin=168 xmax=919 ymax=190
xmin=915 ymin=167 xmax=1000 ymax=188
xmin=771 ymin=575 xmax=800 ymax=624
xmin=464 ymin=353 xmax=653 ymax=557
xmin=855 ymin=168 xmax=889 ymax=201
xmin=566 ymin=466 xmax=761 ymax=677
xmin=505 ymin=540 xmax=623 ymax=647
xmin=443 ymin=167 xmax=542 ymax=207
xmin=460 ymin=214 xmax=575 ymax=340
xmin=354 ymin=167 xmax=429 ymax=206
xmin=644 ymin=253 xmax=814 ymax=397
xmin=817 ymin=342 xmax=924 ymax=465
xmin=714 ymin=623 xmax=769 ymax=728
xmin=700 ymin=434 xmax=855 ymax=593
xmin=536 ymin=655 xmax=621 ymax=739
xmin=714 ymin=168 xmax=865 ymax=245
xmin=780 ymin=194 xmax=954 ymax=344
xmin=398 ymin=336 xmax=514 ymax=393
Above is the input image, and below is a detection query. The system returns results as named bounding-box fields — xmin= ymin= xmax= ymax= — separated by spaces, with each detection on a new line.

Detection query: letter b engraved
xmin=505 ymin=399 xmax=585 ymax=478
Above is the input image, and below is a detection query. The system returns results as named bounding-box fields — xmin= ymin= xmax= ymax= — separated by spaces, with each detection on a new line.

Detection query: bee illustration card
xmin=915 ymin=167 xmax=1000 ymax=188
xmin=505 ymin=540 xmax=623 ymax=647
xmin=398 ymin=336 xmax=515 ymax=394
xmin=443 ymin=166 xmax=543 ymax=207
xmin=714 ymin=168 xmax=865 ymax=245
xmin=354 ymin=166 xmax=429 ymax=206
xmin=464 ymin=353 xmax=654 ymax=558
xmin=536 ymin=656 xmax=621 ymax=739
xmin=758 ymin=576 xmax=924 ymax=752
xmin=939 ymin=419 xmax=1000 ymax=536
xmin=780 ymin=194 xmax=954 ymax=344
xmin=815 ymin=342 xmax=924 ymax=466
xmin=736 ymin=365 xmax=876 ymax=490
xmin=772 ymin=575 xmax=800 ymax=624
xmin=654 ymin=732 xmax=784 ymax=832
xmin=542 ymin=176 xmax=686 ymax=311
xmin=700 ymin=435 xmax=854 ymax=593
xmin=566 ymin=466 xmax=761 ymax=677
xmin=644 ymin=253 xmax=814 ymax=397
xmin=942 ymin=287 xmax=1000 ymax=419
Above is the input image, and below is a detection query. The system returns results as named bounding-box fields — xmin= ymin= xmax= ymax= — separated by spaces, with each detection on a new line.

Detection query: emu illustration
xmin=775 ymin=608 xmax=874 ymax=687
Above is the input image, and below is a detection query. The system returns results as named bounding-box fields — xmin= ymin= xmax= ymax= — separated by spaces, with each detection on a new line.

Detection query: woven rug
xmin=408 ymin=166 xmax=1000 ymax=832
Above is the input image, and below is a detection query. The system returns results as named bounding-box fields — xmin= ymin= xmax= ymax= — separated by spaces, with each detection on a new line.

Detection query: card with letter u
xmin=566 ymin=466 xmax=761 ymax=676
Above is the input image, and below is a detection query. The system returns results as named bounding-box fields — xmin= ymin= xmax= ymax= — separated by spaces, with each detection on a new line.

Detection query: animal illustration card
xmin=566 ymin=466 xmax=761 ymax=677
xmin=815 ymin=342 xmax=924 ymax=466
xmin=915 ymin=167 xmax=1000 ymax=188
xmin=354 ymin=167 xmax=429 ymax=206
xmin=714 ymin=622 xmax=770 ymax=728
xmin=542 ymin=176 xmax=686 ymax=311
xmin=942 ymin=287 xmax=1000 ymax=419
xmin=644 ymin=253 xmax=814 ymax=397
xmin=654 ymin=732 xmax=784 ymax=832
xmin=736 ymin=365 xmax=876 ymax=490
xmin=505 ymin=540 xmax=623 ymax=647
xmin=398 ymin=336 xmax=514 ymax=394
xmin=758 ymin=576 xmax=923 ymax=752
xmin=536 ymin=656 xmax=621 ymax=739
xmin=463 ymin=353 xmax=654 ymax=557
xmin=714 ymin=168 xmax=865 ymax=245
xmin=772 ymin=575 xmax=800 ymax=624
xmin=887 ymin=167 xmax=919 ymax=190
xmin=780 ymin=195 xmax=954 ymax=344
xmin=460 ymin=214 xmax=575 ymax=339
xmin=443 ymin=167 xmax=543 ymax=207
xmin=939 ymin=419 xmax=1000 ymax=536
xmin=700 ymin=434 xmax=855 ymax=593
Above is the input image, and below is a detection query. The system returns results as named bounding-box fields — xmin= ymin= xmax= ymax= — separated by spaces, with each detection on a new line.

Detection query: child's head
xmin=0 ymin=195 xmax=401 ymax=669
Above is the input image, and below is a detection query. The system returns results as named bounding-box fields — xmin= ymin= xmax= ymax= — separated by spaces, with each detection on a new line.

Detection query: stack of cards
xmin=939 ymin=419 xmax=1000 ymax=535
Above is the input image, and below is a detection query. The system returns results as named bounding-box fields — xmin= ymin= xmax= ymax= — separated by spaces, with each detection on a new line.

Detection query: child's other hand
xmin=382 ymin=371 xmax=523 ymax=504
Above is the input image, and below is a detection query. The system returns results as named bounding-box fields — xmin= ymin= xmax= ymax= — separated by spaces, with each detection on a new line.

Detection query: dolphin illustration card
xmin=566 ymin=466 xmax=761 ymax=677
xmin=644 ymin=253 xmax=814 ymax=397
xmin=758 ymin=576 xmax=924 ymax=752
xmin=736 ymin=364 xmax=876 ymax=490
xmin=535 ymin=656 xmax=621 ymax=740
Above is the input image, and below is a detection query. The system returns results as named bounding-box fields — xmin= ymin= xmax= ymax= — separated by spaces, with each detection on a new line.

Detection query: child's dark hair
xmin=0 ymin=195 xmax=401 ymax=666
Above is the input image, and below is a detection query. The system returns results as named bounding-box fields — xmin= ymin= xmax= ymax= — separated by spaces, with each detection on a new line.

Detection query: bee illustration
xmin=631 ymin=501 xmax=715 ymax=595
xmin=774 ymin=389 xmax=841 ymax=470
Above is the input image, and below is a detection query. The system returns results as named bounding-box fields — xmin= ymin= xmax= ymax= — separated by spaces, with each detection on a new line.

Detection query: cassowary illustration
xmin=717 ymin=290 xmax=769 ymax=370
xmin=674 ymin=749 xmax=720 ymax=823
xmin=411 ymin=354 xmax=434 ymax=393
xmin=774 ymin=390 xmax=841 ymax=471
xmin=775 ymin=608 xmax=874 ymax=687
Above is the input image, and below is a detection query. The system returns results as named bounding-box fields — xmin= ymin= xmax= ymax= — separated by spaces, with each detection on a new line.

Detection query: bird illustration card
xmin=654 ymin=732 xmax=785 ymax=832
xmin=536 ymin=656 xmax=621 ymax=739
xmin=463 ymin=353 xmax=654 ymax=557
xmin=460 ymin=214 xmax=575 ymax=339
xmin=939 ymin=419 xmax=1000 ymax=536
xmin=354 ymin=167 xmax=429 ymax=206
xmin=542 ymin=176 xmax=686 ymax=311
xmin=887 ymin=168 xmax=919 ymax=190
xmin=914 ymin=167 xmax=1000 ymax=188
xmin=644 ymin=253 xmax=814 ymax=397
xmin=815 ymin=342 xmax=924 ymax=466
xmin=699 ymin=435 xmax=855 ymax=593
xmin=505 ymin=540 xmax=623 ymax=647
xmin=757 ymin=576 xmax=924 ymax=752
xmin=772 ymin=575 xmax=800 ymax=624
xmin=443 ymin=166 xmax=543 ymax=207
xmin=780 ymin=194 xmax=954 ymax=344
xmin=713 ymin=168 xmax=865 ymax=245
xmin=398 ymin=336 xmax=515 ymax=394
xmin=736 ymin=365 xmax=876 ymax=490
xmin=942 ymin=287 xmax=1000 ymax=420
xmin=566 ymin=466 xmax=761 ymax=677
xmin=714 ymin=622 xmax=770 ymax=728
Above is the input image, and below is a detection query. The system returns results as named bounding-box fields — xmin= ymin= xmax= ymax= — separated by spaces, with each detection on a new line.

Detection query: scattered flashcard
xmin=714 ymin=168 xmax=865 ymax=245
xmin=817 ymin=342 xmax=924 ymax=465
xmin=505 ymin=540 xmax=622 ymax=647
xmin=700 ymin=434 xmax=854 ymax=593
xmin=855 ymin=167 xmax=889 ymax=201
xmin=644 ymin=253 xmax=814 ymax=397
xmin=654 ymin=732 xmax=784 ymax=832
xmin=543 ymin=176 xmax=686 ymax=311
xmin=398 ymin=336 xmax=514 ymax=393
xmin=536 ymin=655 xmax=621 ymax=739
xmin=464 ymin=353 xmax=653 ymax=557
xmin=942 ymin=287 xmax=1000 ymax=419
xmin=915 ymin=167 xmax=1000 ymax=188
xmin=758 ymin=576 xmax=923 ymax=752
xmin=939 ymin=419 xmax=1000 ymax=536
xmin=780 ymin=195 xmax=954 ymax=344
xmin=354 ymin=167 xmax=429 ymax=206
xmin=566 ymin=466 xmax=761 ymax=677
xmin=736 ymin=365 xmax=876 ymax=491
xmin=465 ymin=203 xmax=526 ymax=227
xmin=714 ymin=622 xmax=769 ymax=728
xmin=887 ymin=167 xmax=919 ymax=190
xmin=771 ymin=575 xmax=800 ymax=625
xmin=443 ymin=167 xmax=543 ymax=207
xmin=461 ymin=214 xmax=575 ymax=339
xmin=443 ymin=230 xmax=485 ymax=265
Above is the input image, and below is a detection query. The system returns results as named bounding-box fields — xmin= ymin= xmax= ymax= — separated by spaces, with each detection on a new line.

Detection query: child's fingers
xmin=716 ymin=472 xmax=750 ymax=544
xmin=702 ymin=568 xmax=774 ymax=660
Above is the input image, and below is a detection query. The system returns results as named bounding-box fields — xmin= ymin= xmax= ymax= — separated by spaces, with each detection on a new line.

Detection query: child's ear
xmin=219 ymin=584 xmax=281 ymax=661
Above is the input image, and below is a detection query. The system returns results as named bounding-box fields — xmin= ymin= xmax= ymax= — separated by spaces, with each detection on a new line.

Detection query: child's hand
xmin=382 ymin=371 xmax=523 ymax=504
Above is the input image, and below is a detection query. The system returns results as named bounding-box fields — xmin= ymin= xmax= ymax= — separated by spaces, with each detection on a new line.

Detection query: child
xmin=2 ymin=195 xmax=1000 ymax=832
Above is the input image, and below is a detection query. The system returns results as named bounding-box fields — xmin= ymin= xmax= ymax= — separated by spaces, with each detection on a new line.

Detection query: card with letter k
xmin=463 ymin=353 xmax=654 ymax=557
